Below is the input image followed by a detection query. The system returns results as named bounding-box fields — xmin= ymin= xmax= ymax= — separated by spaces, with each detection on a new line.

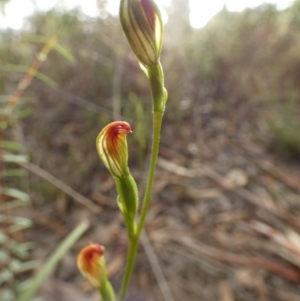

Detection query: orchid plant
xmin=76 ymin=1 xmax=168 ymax=300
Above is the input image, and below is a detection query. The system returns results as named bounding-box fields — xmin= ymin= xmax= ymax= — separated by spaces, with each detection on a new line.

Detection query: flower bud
xmin=76 ymin=244 xmax=106 ymax=289
xmin=96 ymin=121 xmax=131 ymax=179
xmin=119 ymin=0 xmax=163 ymax=66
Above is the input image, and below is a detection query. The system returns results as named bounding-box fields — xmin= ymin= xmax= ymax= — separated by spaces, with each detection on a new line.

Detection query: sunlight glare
xmin=190 ymin=0 xmax=295 ymax=28
xmin=190 ymin=0 xmax=223 ymax=28
xmin=0 ymin=0 xmax=296 ymax=30
xmin=34 ymin=0 xmax=56 ymax=11
xmin=3 ymin=0 xmax=34 ymax=29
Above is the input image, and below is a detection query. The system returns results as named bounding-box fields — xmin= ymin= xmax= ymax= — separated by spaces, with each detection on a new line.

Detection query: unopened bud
xmin=120 ymin=0 xmax=163 ymax=66
xmin=76 ymin=244 xmax=106 ymax=289
xmin=96 ymin=121 xmax=131 ymax=179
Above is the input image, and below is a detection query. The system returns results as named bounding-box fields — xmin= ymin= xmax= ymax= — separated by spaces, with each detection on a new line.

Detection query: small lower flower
xmin=76 ymin=244 xmax=106 ymax=288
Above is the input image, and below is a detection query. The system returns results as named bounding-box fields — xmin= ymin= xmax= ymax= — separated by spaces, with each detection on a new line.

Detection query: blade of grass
xmin=17 ymin=220 xmax=89 ymax=301
xmin=2 ymin=65 xmax=58 ymax=88
xmin=2 ymin=154 xmax=28 ymax=163
xmin=52 ymin=42 xmax=76 ymax=63
xmin=0 ymin=188 xmax=30 ymax=202
xmin=23 ymin=35 xmax=75 ymax=63
xmin=0 ymin=141 xmax=25 ymax=151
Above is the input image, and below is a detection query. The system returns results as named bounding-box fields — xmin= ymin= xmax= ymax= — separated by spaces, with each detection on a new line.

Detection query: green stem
xmin=137 ymin=110 xmax=163 ymax=236
xmin=99 ymin=280 xmax=116 ymax=301
xmin=118 ymin=235 xmax=139 ymax=301
xmin=118 ymin=110 xmax=163 ymax=301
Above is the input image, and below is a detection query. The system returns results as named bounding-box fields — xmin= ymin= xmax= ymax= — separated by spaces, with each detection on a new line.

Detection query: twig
xmin=141 ymin=230 xmax=176 ymax=301
xmin=258 ymin=160 xmax=300 ymax=193
xmin=19 ymin=161 xmax=101 ymax=213
xmin=171 ymin=236 xmax=300 ymax=282
xmin=157 ymin=158 xmax=300 ymax=231
xmin=205 ymin=169 xmax=300 ymax=230
xmin=219 ymin=281 xmax=235 ymax=301
xmin=251 ymin=221 xmax=300 ymax=260
xmin=5 ymin=36 xmax=56 ymax=116
xmin=268 ymin=286 xmax=300 ymax=301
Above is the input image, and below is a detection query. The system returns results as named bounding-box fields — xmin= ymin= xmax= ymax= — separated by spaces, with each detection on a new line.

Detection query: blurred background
xmin=1 ymin=0 xmax=300 ymax=300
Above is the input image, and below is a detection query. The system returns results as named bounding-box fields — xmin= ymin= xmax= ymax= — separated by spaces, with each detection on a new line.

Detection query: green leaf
xmin=53 ymin=42 xmax=76 ymax=63
xmin=12 ymin=242 xmax=35 ymax=259
xmin=10 ymin=259 xmax=39 ymax=274
xmin=0 ymin=238 xmax=33 ymax=260
xmin=30 ymin=72 xmax=58 ymax=88
xmin=0 ymin=269 xmax=13 ymax=285
xmin=0 ymin=169 xmax=27 ymax=178
xmin=2 ymin=65 xmax=58 ymax=88
xmin=17 ymin=220 xmax=89 ymax=301
xmin=0 ymin=95 xmax=9 ymax=103
xmin=0 ymin=289 xmax=15 ymax=301
xmin=2 ymin=154 xmax=28 ymax=163
xmin=0 ymin=233 xmax=8 ymax=243
xmin=22 ymin=35 xmax=48 ymax=44
xmin=0 ymin=188 xmax=30 ymax=202
xmin=0 ymin=249 xmax=9 ymax=262
xmin=0 ymin=96 xmax=35 ymax=103
xmin=23 ymin=35 xmax=75 ymax=63
xmin=0 ymin=200 xmax=31 ymax=211
xmin=0 ymin=215 xmax=32 ymax=231
xmin=13 ymin=261 xmax=39 ymax=274
xmin=9 ymin=108 xmax=32 ymax=122
xmin=10 ymin=259 xmax=22 ymax=273
xmin=9 ymin=223 xmax=32 ymax=233
xmin=0 ymin=141 xmax=24 ymax=152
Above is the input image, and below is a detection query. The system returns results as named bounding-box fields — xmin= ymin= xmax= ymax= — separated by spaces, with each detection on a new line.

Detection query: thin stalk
xmin=99 ymin=280 xmax=116 ymax=301
xmin=118 ymin=110 xmax=163 ymax=301
xmin=118 ymin=235 xmax=139 ymax=301
xmin=137 ymin=110 xmax=163 ymax=236
xmin=6 ymin=37 xmax=56 ymax=114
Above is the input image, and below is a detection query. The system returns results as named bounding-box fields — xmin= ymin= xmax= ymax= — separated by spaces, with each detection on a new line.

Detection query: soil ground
xmin=13 ymin=92 xmax=300 ymax=301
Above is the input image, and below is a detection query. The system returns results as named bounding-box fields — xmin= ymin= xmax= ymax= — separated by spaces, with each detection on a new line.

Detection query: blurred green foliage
xmin=0 ymin=134 xmax=35 ymax=301
xmin=269 ymin=99 xmax=300 ymax=158
xmin=184 ymin=2 xmax=300 ymax=158
xmin=0 ymin=12 xmax=90 ymax=299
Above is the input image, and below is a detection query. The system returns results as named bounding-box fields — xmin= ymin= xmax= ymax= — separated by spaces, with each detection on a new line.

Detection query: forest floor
xmin=10 ymin=92 xmax=300 ymax=301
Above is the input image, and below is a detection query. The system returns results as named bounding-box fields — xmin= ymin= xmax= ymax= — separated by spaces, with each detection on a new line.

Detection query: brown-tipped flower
xmin=120 ymin=0 xmax=163 ymax=66
xmin=96 ymin=121 xmax=131 ymax=179
xmin=76 ymin=244 xmax=106 ymax=288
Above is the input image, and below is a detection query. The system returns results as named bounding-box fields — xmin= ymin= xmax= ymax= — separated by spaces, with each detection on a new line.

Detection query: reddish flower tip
xmin=140 ymin=0 xmax=156 ymax=30
xmin=77 ymin=244 xmax=106 ymax=288
xmin=96 ymin=121 xmax=132 ymax=178
xmin=106 ymin=121 xmax=131 ymax=136
xmin=120 ymin=0 xmax=163 ymax=66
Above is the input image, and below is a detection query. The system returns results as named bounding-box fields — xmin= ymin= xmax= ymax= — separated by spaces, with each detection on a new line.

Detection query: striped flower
xmin=96 ymin=121 xmax=131 ymax=178
xmin=76 ymin=244 xmax=106 ymax=288
xmin=120 ymin=0 xmax=163 ymax=66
